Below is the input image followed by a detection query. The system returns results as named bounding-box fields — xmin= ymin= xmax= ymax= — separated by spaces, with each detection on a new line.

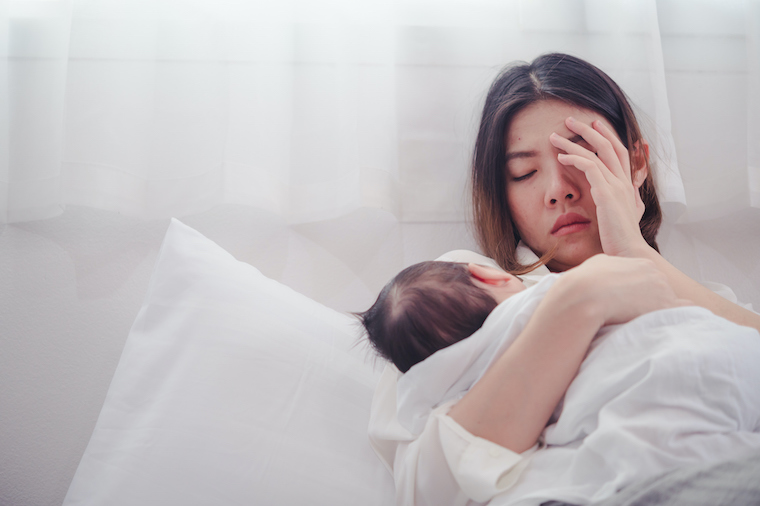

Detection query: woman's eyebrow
xmin=505 ymin=150 xmax=537 ymax=162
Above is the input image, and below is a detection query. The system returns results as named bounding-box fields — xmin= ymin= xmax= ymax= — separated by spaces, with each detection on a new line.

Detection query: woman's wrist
xmin=625 ymin=240 xmax=657 ymax=259
xmin=553 ymin=264 xmax=609 ymax=329
xmin=606 ymin=233 xmax=654 ymax=260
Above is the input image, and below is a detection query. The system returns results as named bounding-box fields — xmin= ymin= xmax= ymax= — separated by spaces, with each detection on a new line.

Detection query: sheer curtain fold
xmin=748 ymin=0 xmax=760 ymax=208
xmin=1 ymin=0 xmax=72 ymax=222
xmin=658 ymin=0 xmax=760 ymax=221
xmin=1 ymin=0 xmax=757 ymax=224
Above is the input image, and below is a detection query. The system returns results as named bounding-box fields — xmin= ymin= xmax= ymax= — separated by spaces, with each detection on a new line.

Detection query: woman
xmin=368 ymin=53 xmax=760 ymax=506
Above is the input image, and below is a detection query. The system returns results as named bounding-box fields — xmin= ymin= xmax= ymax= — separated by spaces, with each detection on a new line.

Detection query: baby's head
xmin=357 ymin=261 xmax=525 ymax=372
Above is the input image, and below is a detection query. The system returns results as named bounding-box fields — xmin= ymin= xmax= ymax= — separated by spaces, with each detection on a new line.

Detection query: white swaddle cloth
xmin=396 ymin=275 xmax=760 ymax=505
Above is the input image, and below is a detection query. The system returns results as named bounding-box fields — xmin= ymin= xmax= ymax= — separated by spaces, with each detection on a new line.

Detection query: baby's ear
xmin=467 ymin=263 xmax=511 ymax=285
xmin=632 ymin=140 xmax=650 ymax=189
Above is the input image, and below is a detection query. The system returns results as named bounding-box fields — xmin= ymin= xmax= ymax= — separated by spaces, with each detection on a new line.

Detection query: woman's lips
xmin=551 ymin=213 xmax=591 ymax=236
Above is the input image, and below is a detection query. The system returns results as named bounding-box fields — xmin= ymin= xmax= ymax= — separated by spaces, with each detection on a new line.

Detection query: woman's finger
xmin=634 ymin=182 xmax=645 ymax=220
xmin=565 ymin=117 xmax=628 ymax=181
xmin=550 ymin=133 xmax=616 ymax=185
xmin=592 ymin=120 xmax=633 ymax=181
xmin=557 ymin=153 xmax=610 ymax=195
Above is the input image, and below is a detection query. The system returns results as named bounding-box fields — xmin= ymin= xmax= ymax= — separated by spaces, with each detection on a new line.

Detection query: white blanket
xmin=395 ymin=275 xmax=760 ymax=505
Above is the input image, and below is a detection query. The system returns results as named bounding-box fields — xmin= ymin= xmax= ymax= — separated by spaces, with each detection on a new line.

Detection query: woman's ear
xmin=632 ymin=140 xmax=650 ymax=189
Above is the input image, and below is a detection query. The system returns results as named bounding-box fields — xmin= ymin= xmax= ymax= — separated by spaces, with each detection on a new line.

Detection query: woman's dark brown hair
xmin=472 ymin=53 xmax=662 ymax=273
xmin=356 ymin=261 xmax=497 ymax=373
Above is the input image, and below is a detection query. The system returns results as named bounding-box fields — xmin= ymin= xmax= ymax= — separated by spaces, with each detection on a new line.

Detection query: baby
xmin=357 ymin=261 xmax=525 ymax=373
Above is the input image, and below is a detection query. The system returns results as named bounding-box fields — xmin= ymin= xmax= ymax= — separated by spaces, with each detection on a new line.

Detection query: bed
xmin=57 ymin=213 xmax=760 ymax=506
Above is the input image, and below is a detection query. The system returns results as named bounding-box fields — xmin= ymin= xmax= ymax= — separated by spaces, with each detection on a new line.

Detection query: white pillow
xmin=63 ymin=219 xmax=394 ymax=506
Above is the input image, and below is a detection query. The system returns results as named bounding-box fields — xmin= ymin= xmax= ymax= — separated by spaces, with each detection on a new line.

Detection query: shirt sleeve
xmin=437 ymin=405 xmax=536 ymax=503
xmin=388 ymin=396 xmax=534 ymax=505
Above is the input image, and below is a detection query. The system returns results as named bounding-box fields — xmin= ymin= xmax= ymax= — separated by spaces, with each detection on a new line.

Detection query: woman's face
xmin=505 ymin=99 xmax=621 ymax=271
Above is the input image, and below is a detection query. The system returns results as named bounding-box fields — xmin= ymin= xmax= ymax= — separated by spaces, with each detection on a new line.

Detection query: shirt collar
xmin=515 ymin=242 xmax=551 ymax=288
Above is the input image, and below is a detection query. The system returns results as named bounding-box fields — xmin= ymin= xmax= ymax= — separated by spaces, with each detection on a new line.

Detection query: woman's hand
xmin=549 ymin=117 xmax=650 ymax=258
xmin=560 ymin=254 xmax=692 ymax=327
xmin=549 ymin=118 xmax=760 ymax=334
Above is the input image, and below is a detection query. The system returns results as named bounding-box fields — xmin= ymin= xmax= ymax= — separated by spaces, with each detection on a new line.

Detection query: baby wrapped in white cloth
xmin=361 ymin=262 xmax=760 ymax=505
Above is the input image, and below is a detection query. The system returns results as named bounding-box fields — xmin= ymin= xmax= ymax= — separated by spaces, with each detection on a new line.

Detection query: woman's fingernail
xmin=566 ymin=117 xmax=575 ymax=125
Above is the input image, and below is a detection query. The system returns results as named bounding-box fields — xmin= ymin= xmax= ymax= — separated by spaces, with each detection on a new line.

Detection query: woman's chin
xmin=545 ymin=244 xmax=604 ymax=272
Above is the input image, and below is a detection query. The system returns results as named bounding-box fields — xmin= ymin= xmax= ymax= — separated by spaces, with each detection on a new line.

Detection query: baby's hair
xmin=356 ymin=261 xmax=498 ymax=373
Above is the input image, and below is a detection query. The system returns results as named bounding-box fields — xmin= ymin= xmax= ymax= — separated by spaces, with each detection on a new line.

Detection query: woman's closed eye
xmin=512 ymin=170 xmax=536 ymax=182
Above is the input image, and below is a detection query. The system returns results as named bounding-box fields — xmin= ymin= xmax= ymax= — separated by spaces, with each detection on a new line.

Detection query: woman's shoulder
xmin=435 ymin=249 xmax=502 ymax=269
xmin=438 ymin=245 xmax=552 ymax=288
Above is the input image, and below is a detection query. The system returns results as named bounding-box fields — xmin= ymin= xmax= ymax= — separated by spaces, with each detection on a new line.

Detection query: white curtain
xmin=1 ymin=0 xmax=757 ymax=224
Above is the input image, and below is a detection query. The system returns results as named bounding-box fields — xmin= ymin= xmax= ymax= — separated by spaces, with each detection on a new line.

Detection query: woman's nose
xmin=545 ymin=164 xmax=581 ymax=206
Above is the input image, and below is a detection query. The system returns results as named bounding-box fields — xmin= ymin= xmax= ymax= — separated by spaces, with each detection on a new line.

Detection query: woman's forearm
xmin=447 ymin=274 xmax=603 ymax=453
xmin=636 ymin=246 xmax=760 ymax=333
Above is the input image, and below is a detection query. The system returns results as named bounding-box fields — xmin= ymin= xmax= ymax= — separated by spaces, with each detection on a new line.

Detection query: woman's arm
xmin=634 ymin=245 xmax=760 ymax=331
xmin=447 ymin=273 xmax=598 ymax=452
xmin=448 ymin=254 xmax=686 ymax=452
